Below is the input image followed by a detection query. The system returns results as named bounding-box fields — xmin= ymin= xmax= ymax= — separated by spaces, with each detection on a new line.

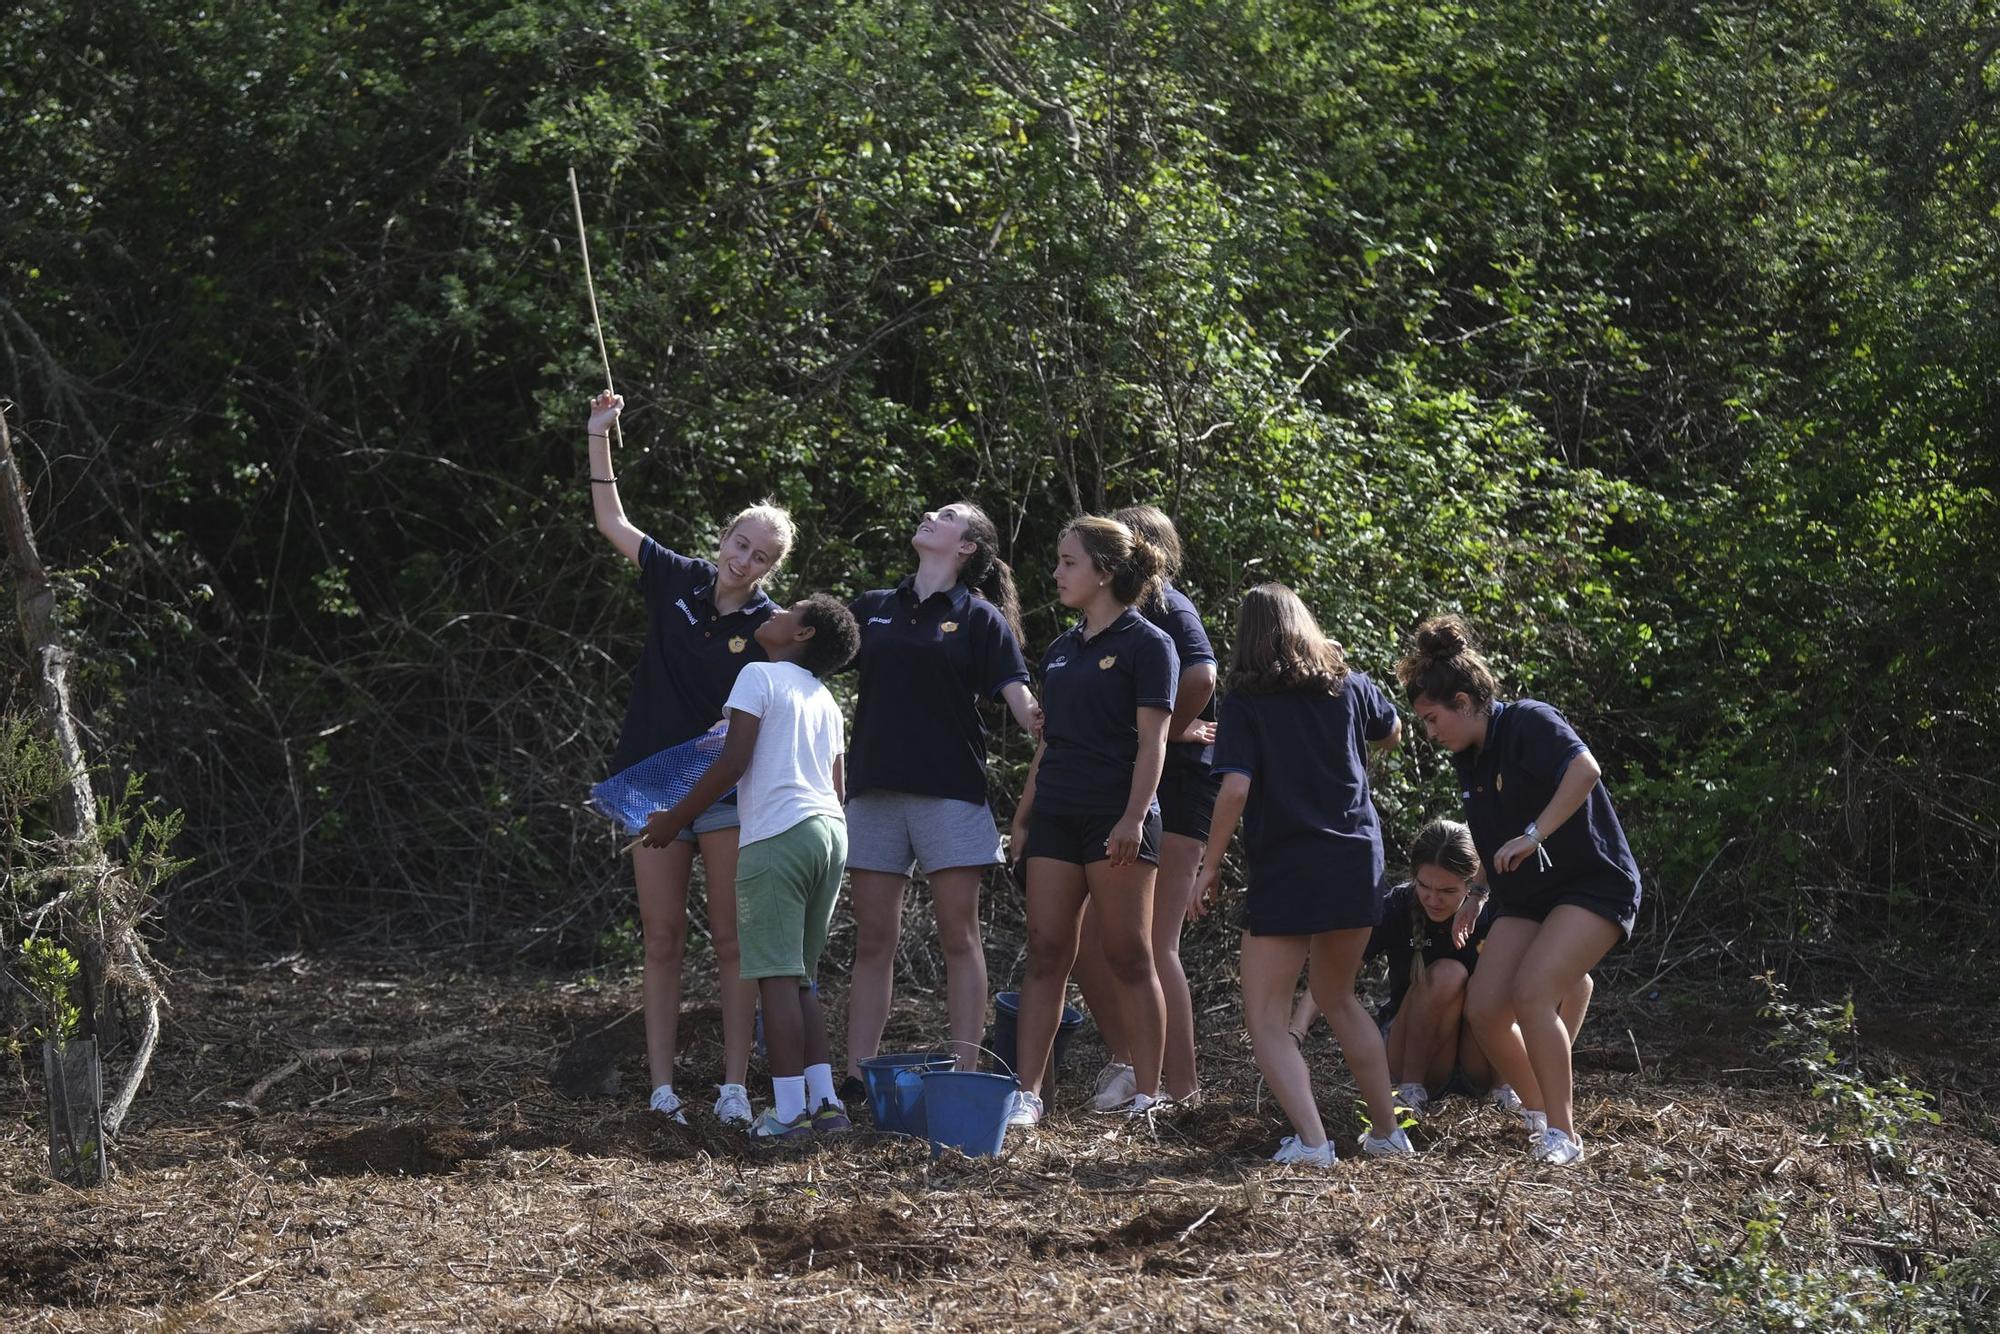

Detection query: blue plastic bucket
xmin=985 ymin=990 xmax=1085 ymax=1085
xmin=918 ymin=1070 xmax=1018 ymax=1158
xmin=859 ymin=1051 xmax=956 ymax=1134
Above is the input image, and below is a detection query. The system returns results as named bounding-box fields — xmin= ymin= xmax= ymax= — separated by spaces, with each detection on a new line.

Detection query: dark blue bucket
xmin=985 ymin=990 xmax=1085 ymax=1085
xmin=918 ymin=1070 xmax=1018 ymax=1158
xmin=859 ymin=1051 xmax=956 ymax=1134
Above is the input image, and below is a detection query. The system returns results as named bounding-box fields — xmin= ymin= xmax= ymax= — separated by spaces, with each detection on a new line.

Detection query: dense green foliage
xmin=3 ymin=0 xmax=1995 ymax=950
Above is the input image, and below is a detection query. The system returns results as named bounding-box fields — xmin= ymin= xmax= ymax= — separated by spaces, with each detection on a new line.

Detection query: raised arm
xmin=587 ymin=391 xmax=645 ymax=566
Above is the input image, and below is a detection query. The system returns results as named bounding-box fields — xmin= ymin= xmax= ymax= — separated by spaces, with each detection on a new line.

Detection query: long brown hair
xmin=1110 ymin=504 xmax=1184 ymax=584
xmin=1225 ymin=583 xmax=1349 ymax=696
xmin=950 ymin=501 xmax=1024 ymax=644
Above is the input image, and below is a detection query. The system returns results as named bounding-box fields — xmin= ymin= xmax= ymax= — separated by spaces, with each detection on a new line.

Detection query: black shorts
xmin=1492 ymin=877 xmax=1639 ymax=943
xmin=1022 ymin=806 xmax=1162 ymax=868
xmin=1241 ymin=873 xmax=1384 ymax=937
xmin=1156 ymin=764 xmax=1221 ymax=842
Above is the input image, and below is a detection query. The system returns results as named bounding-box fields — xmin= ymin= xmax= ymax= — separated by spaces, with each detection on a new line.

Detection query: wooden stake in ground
xmin=0 ymin=402 xmax=162 ymax=1148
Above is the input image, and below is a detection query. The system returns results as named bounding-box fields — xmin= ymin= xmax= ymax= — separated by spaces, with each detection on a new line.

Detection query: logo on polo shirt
xmin=728 ymin=636 xmax=748 ymax=654
xmin=674 ymin=598 xmax=698 ymax=625
xmin=1098 ymin=655 xmax=1117 ymax=670
xmin=940 ymin=621 xmax=959 ymax=633
xmin=867 ymin=616 xmax=895 ymax=626
xmin=1049 ymin=656 xmax=1069 ymax=670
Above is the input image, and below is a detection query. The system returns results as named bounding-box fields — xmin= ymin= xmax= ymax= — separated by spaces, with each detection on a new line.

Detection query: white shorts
xmin=844 ymin=791 xmax=1004 ymax=876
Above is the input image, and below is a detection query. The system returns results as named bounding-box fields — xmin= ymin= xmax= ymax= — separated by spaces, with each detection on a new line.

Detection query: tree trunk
xmin=0 ymin=404 xmax=160 ymax=1145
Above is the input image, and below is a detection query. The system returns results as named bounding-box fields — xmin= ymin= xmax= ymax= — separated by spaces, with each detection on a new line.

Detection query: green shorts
xmin=735 ymin=815 xmax=848 ymax=981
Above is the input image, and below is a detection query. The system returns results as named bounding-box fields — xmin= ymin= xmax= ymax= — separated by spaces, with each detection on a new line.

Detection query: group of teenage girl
xmin=586 ymin=389 xmax=1643 ymax=1166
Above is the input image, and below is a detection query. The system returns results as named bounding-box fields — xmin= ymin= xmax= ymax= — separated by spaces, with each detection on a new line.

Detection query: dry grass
xmin=3 ymin=955 xmax=1997 ymax=1331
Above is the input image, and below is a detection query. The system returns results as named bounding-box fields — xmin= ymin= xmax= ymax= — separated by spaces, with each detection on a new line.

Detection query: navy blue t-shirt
xmin=1033 ymin=609 xmax=1179 ymax=815
xmin=1449 ymin=699 xmax=1643 ymax=908
xmin=607 ymin=536 xmax=776 ymax=776
xmin=1366 ymin=881 xmax=1493 ymax=1021
xmin=1209 ymin=672 xmax=1400 ymax=894
xmin=1146 ymin=583 xmax=1218 ymax=776
xmin=847 ymin=578 xmax=1031 ymax=804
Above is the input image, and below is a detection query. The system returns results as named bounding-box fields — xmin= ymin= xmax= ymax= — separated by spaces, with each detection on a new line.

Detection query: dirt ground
xmin=3 ymin=952 xmax=1996 ymax=1331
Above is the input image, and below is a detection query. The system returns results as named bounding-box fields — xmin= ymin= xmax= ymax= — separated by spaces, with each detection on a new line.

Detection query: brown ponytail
xmin=1110 ymin=504 xmax=1185 ymax=609
xmin=1063 ymin=515 xmax=1166 ymax=609
xmin=951 ymin=501 xmax=1024 ymax=644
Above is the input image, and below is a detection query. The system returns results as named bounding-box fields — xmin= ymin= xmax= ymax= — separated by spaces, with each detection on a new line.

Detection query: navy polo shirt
xmin=1367 ymin=881 xmax=1493 ymax=1021
xmin=1209 ymin=672 xmax=1400 ymax=893
xmin=1449 ymin=699 xmax=1642 ymax=908
xmin=1147 ymin=583 xmax=1218 ymax=775
xmin=1033 ymin=609 xmax=1179 ymax=815
xmin=846 ymin=578 xmax=1031 ymax=804
xmin=607 ymin=536 xmax=776 ymax=776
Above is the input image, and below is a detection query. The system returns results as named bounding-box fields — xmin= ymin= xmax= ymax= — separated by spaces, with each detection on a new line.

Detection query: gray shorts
xmin=675 ymin=797 xmax=742 ymax=845
xmin=845 ymin=791 xmax=1004 ymax=876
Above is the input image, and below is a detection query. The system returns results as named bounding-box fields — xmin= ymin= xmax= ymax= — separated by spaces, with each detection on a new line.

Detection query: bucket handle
xmin=923 ymin=1031 xmax=1018 ymax=1078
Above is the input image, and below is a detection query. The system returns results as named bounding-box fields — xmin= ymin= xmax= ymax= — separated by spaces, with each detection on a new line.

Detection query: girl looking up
xmin=588 ymin=390 xmax=791 ymax=1127
xmin=1006 ymin=517 xmax=1178 ymax=1127
xmin=1395 ymin=615 xmax=1638 ymax=1166
xmin=1073 ymin=504 xmax=1219 ymax=1110
xmin=842 ymin=503 xmax=1040 ymax=1091
xmin=1193 ymin=583 xmax=1409 ymax=1165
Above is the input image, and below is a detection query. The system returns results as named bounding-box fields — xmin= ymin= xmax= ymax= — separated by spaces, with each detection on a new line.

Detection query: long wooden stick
xmin=566 ymin=167 xmax=625 ymax=452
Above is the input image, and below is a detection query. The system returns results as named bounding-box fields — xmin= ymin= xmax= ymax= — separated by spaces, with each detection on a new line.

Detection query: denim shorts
xmin=675 ymin=796 xmax=743 ymax=845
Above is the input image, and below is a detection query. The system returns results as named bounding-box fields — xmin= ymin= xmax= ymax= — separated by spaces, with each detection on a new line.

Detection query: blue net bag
xmin=589 ymin=721 xmax=731 ymax=835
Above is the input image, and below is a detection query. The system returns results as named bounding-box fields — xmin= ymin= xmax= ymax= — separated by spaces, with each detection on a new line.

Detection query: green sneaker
xmin=812 ymin=1104 xmax=853 ymax=1135
xmin=749 ymin=1108 xmax=814 ymax=1141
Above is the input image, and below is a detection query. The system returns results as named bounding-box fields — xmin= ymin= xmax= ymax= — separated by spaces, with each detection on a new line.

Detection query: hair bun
xmin=1414 ymin=614 xmax=1472 ymax=660
xmin=1128 ymin=533 xmax=1166 ymax=580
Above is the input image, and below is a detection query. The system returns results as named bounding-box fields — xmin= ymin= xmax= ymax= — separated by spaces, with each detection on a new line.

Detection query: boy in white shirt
xmin=643 ymin=594 xmax=862 ymax=1138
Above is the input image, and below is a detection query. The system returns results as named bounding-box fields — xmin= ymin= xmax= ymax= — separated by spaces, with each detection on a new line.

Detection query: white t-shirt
xmin=724 ymin=660 xmax=846 ymax=847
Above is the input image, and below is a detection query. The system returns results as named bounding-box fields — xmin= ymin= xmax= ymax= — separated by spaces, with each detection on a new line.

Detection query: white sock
xmin=805 ymin=1063 xmax=839 ymax=1110
xmin=649 ymin=1084 xmax=677 ymax=1111
xmin=773 ymin=1075 xmax=807 ymax=1122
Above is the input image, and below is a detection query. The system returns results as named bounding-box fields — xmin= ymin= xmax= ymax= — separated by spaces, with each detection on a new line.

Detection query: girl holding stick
xmin=587 ymin=390 xmax=794 ymax=1127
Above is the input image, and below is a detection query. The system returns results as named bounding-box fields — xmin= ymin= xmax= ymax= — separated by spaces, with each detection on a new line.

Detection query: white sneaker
xmin=1006 ymin=1090 xmax=1044 ymax=1128
xmin=1522 ymin=1108 xmax=1548 ymax=1137
xmin=1489 ymin=1083 xmax=1524 ymax=1115
xmin=1532 ymin=1126 xmax=1584 ymax=1165
xmin=1360 ymin=1125 xmax=1416 ymax=1157
xmin=649 ymin=1086 xmax=688 ymax=1124
xmin=713 ymin=1083 xmax=754 ymax=1126
xmin=1394 ymin=1082 xmax=1430 ymax=1117
xmin=1123 ymin=1092 xmax=1170 ymax=1119
xmin=1089 ymin=1062 xmax=1138 ymax=1112
xmin=1270 ymin=1135 xmax=1336 ymax=1166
